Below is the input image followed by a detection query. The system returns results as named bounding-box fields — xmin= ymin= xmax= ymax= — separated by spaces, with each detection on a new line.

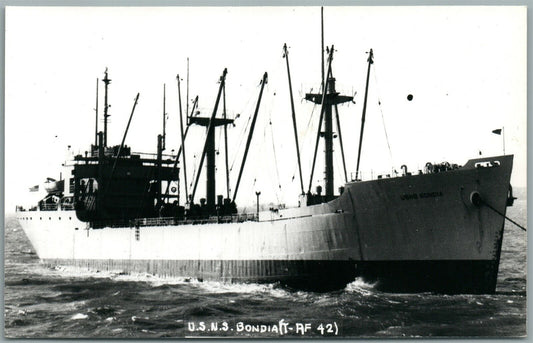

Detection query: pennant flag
xmin=29 ymin=185 xmax=39 ymax=192
xmin=492 ymin=129 xmax=502 ymax=135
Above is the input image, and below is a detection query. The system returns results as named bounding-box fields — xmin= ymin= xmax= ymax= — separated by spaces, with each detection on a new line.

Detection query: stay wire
xmin=189 ymin=154 xmax=197 ymax=191
xmin=372 ymin=63 xmax=394 ymax=166
xmin=229 ymin=85 xmax=258 ymax=172
xmin=269 ymin=99 xmax=282 ymax=199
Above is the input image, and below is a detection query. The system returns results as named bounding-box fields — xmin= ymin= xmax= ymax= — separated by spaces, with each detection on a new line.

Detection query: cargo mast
xmin=190 ymin=69 xmax=233 ymax=213
xmin=305 ymin=48 xmax=352 ymax=200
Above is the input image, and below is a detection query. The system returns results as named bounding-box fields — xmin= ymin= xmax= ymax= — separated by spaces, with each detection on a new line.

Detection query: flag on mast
xmin=492 ymin=128 xmax=505 ymax=155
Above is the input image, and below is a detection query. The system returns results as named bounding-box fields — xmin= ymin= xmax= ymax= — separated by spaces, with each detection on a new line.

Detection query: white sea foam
xmin=344 ymin=277 xmax=377 ymax=295
xmin=39 ymin=262 xmax=377 ymax=298
xmin=109 ymin=271 xmax=294 ymax=298
xmin=70 ymin=313 xmax=88 ymax=320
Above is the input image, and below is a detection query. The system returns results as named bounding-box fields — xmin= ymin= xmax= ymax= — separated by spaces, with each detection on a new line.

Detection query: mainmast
xmin=102 ymin=68 xmax=112 ymax=147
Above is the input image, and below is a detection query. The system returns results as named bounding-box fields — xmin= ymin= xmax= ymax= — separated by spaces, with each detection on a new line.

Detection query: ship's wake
xmin=35 ymin=263 xmax=382 ymax=299
xmin=38 ymin=264 xmax=294 ymax=296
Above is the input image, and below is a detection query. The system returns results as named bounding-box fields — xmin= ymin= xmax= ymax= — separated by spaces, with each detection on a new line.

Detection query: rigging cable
xmin=302 ymin=103 xmax=319 ymax=176
xmin=267 ymin=85 xmax=283 ymax=202
xmin=334 ymin=149 xmax=344 ymax=187
xmin=229 ymin=85 xmax=258 ymax=172
xmin=372 ymin=62 xmax=394 ymax=166
xmin=189 ymin=154 xmax=198 ymax=191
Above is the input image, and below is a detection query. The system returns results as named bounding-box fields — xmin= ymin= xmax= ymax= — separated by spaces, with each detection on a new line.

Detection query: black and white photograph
xmin=4 ymin=5 xmax=527 ymax=338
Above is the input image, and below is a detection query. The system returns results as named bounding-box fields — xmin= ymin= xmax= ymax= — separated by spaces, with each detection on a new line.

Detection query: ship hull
xmin=16 ymin=155 xmax=513 ymax=293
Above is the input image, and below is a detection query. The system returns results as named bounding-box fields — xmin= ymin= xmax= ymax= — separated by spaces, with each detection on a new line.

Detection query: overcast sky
xmin=5 ymin=6 xmax=526 ymax=211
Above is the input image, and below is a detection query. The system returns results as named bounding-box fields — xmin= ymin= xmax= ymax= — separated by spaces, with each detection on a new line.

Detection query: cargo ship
xmin=15 ymin=15 xmax=516 ymax=294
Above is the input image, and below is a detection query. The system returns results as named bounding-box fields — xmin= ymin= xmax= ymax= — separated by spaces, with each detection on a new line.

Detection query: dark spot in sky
xmin=407 ymin=94 xmax=413 ymax=101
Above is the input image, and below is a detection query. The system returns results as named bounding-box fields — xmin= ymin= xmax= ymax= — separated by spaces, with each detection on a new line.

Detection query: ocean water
xmin=4 ymin=195 xmax=527 ymax=339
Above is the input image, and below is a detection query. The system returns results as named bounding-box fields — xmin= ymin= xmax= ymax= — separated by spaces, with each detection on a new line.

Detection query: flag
xmin=492 ymin=129 xmax=502 ymax=135
xmin=29 ymin=185 xmax=39 ymax=192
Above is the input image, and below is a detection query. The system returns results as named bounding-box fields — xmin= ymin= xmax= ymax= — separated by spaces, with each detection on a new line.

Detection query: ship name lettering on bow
xmin=401 ymin=191 xmax=443 ymax=200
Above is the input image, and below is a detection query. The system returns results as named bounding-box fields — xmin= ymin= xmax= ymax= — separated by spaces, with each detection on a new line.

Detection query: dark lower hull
xmin=43 ymin=258 xmax=499 ymax=294
xmin=356 ymin=260 xmax=500 ymax=294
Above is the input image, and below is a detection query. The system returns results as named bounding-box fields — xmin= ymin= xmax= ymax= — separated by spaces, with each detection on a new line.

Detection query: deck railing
xmin=132 ymin=213 xmax=258 ymax=228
